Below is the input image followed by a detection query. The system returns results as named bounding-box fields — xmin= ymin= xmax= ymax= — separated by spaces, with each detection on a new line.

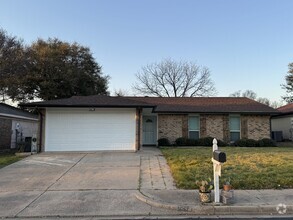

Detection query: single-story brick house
xmin=20 ymin=95 xmax=278 ymax=152
xmin=0 ymin=103 xmax=38 ymax=151
xmin=271 ymin=103 xmax=293 ymax=141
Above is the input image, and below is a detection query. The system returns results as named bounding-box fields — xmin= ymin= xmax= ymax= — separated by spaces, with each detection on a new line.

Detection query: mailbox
xmin=213 ymin=150 xmax=226 ymax=163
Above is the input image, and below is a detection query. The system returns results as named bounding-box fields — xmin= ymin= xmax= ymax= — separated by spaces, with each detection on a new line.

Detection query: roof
xmin=277 ymin=103 xmax=293 ymax=114
xmin=271 ymin=103 xmax=293 ymax=118
xmin=20 ymin=95 xmax=279 ymax=115
xmin=127 ymin=97 xmax=279 ymax=114
xmin=0 ymin=103 xmax=38 ymax=120
xmin=20 ymin=95 xmax=154 ymax=108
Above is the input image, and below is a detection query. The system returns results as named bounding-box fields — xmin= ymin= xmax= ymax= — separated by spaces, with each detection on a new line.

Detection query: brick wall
xmin=0 ymin=118 xmax=12 ymax=150
xmin=205 ymin=115 xmax=224 ymax=141
xmin=157 ymin=113 xmax=271 ymax=143
xmin=158 ymin=114 xmax=187 ymax=143
xmin=200 ymin=114 xmax=229 ymax=142
xmin=241 ymin=115 xmax=270 ymax=139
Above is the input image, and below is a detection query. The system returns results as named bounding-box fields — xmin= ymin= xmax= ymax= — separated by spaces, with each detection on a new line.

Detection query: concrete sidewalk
xmin=136 ymin=189 xmax=293 ymax=215
xmin=0 ymin=148 xmax=292 ymax=219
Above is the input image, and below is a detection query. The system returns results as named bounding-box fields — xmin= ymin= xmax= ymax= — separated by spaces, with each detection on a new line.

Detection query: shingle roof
xmin=127 ymin=97 xmax=279 ymax=114
xmin=20 ymin=95 xmax=154 ymax=108
xmin=277 ymin=103 xmax=293 ymax=114
xmin=20 ymin=95 xmax=279 ymax=114
xmin=0 ymin=103 xmax=38 ymax=120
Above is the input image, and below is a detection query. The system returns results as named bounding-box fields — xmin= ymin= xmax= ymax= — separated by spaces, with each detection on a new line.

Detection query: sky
xmin=0 ymin=0 xmax=292 ymax=102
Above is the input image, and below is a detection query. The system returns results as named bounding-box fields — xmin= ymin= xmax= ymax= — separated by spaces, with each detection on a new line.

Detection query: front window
xmin=189 ymin=116 xmax=200 ymax=139
xmin=230 ymin=115 xmax=240 ymax=142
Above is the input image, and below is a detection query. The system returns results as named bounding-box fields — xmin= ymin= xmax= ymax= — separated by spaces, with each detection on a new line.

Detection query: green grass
xmin=0 ymin=153 xmax=23 ymax=169
xmin=161 ymin=147 xmax=293 ymax=190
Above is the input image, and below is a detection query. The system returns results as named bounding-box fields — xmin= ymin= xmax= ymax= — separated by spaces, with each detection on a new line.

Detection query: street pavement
xmin=0 ymin=147 xmax=292 ymax=219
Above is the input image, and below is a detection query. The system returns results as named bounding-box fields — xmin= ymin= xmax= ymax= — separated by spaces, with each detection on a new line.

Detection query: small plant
xmin=258 ymin=138 xmax=277 ymax=147
xmin=198 ymin=137 xmax=214 ymax=146
xmin=186 ymin=138 xmax=198 ymax=146
xmin=223 ymin=177 xmax=232 ymax=191
xmin=175 ymin=137 xmax=188 ymax=146
xmin=157 ymin=138 xmax=171 ymax=146
xmin=196 ymin=178 xmax=213 ymax=192
xmin=235 ymin=138 xmax=258 ymax=147
xmin=224 ymin=177 xmax=231 ymax=185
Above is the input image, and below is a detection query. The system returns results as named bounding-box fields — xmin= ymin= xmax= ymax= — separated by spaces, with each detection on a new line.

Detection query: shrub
xmin=175 ymin=137 xmax=188 ymax=146
xmin=258 ymin=138 xmax=277 ymax=147
xmin=235 ymin=138 xmax=258 ymax=147
xmin=198 ymin=137 xmax=214 ymax=146
xmin=217 ymin=139 xmax=228 ymax=147
xmin=186 ymin=138 xmax=198 ymax=146
xmin=158 ymin=138 xmax=171 ymax=146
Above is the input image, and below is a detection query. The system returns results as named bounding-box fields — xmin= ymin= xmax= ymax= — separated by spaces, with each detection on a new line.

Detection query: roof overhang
xmin=0 ymin=113 xmax=38 ymax=121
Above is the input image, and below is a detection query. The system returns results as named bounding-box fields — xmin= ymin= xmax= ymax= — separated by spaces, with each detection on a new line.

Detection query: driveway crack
xmin=15 ymin=153 xmax=87 ymax=217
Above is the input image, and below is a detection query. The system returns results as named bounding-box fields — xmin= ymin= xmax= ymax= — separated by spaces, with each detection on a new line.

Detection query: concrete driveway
xmin=0 ymin=149 xmax=177 ymax=218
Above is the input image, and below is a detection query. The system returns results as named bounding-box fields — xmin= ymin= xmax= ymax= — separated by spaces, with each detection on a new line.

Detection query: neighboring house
xmin=271 ymin=103 xmax=293 ymax=141
xmin=0 ymin=103 xmax=39 ymax=151
xmin=20 ymin=95 xmax=278 ymax=152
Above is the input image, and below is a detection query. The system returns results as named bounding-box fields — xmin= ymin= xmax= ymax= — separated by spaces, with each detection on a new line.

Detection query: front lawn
xmin=161 ymin=147 xmax=293 ymax=190
xmin=0 ymin=153 xmax=23 ymax=169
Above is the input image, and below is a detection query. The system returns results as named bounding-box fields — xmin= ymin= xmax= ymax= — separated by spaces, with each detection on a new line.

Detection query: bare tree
xmin=242 ymin=90 xmax=257 ymax=100
xmin=229 ymin=90 xmax=241 ymax=97
xmin=230 ymin=90 xmax=257 ymax=100
xmin=133 ymin=58 xmax=216 ymax=97
xmin=257 ymin=97 xmax=270 ymax=106
xmin=113 ymin=88 xmax=129 ymax=96
xmin=229 ymin=89 xmax=283 ymax=108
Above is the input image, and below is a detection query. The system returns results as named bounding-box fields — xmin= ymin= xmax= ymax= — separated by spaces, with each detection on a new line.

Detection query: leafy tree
xmin=282 ymin=63 xmax=293 ymax=103
xmin=133 ymin=58 xmax=216 ymax=97
xmin=0 ymin=29 xmax=26 ymax=102
xmin=7 ymin=38 xmax=109 ymax=101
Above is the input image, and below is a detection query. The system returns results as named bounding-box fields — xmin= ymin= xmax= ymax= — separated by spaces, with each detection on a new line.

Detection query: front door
xmin=143 ymin=116 xmax=157 ymax=145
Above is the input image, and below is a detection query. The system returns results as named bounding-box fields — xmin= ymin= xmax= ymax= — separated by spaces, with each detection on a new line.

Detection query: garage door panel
xmin=45 ymin=109 xmax=136 ymax=151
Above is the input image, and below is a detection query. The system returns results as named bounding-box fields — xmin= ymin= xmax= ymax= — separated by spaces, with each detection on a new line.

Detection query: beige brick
xmin=158 ymin=114 xmax=187 ymax=143
xmin=243 ymin=115 xmax=270 ymax=140
xmin=205 ymin=115 xmax=224 ymax=140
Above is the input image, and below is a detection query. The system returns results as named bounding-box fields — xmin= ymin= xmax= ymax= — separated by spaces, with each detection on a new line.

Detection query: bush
xmin=186 ymin=138 xmax=198 ymax=146
xmin=173 ymin=136 xmax=227 ymax=147
xmin=217 ymin=139 xmax=228 ymax=147
xmin=175 ymin=137 xmax=199 ymax=146
xmin=175 ymin=137 xmax=188 ymax=146
xmin=258 ymin=138 xmax=277 ymax=147
xmin=158 ymin=138 xmax=171 ymax=146
xmin=235 ymin=138 xmax=258 ymax=147
xmin=198 ymin=137 xmax=214 ymax=146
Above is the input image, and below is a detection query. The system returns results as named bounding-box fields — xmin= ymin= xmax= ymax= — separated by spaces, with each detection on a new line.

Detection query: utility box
xmin=213 ymin=150 xmax=226 ymax=163
xmin=271 ymin=131 xmax=283 ymax=142
xmin=31 ymin=134 xmax=37 ymax=153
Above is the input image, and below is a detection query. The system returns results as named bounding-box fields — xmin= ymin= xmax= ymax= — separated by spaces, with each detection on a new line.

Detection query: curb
xmin=135 ymin=191 xmax=293 ymax=215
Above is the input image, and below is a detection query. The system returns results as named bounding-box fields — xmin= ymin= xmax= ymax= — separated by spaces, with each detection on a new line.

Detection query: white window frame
xmin=188 ymin=115 xmax=200 ymax=139
xmin=229 ymin=115 xmax=241 ymax=141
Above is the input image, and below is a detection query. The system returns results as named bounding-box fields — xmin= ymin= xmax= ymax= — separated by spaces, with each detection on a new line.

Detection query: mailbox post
xmin=211 ymin=138 xmax=226 ymax=203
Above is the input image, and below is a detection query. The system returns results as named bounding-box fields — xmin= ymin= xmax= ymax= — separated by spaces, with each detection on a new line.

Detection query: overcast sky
xmin=1 ymin=0 xmax=292 ymax=102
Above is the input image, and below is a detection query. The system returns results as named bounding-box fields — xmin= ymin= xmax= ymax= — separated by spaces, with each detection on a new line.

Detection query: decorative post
xmin=212 ymin=138 xmax=220 ymax=203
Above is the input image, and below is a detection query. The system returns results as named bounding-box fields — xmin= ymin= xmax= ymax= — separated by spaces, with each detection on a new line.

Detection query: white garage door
xmin=45 ymin=108 xmax=136 ymax=151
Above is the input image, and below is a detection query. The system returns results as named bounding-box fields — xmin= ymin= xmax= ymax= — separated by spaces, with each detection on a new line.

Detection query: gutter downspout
xmin=137 ymin=107 xmax=142 ymax=151
xmin=38 ymin=109 xmax=43 ymax=153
